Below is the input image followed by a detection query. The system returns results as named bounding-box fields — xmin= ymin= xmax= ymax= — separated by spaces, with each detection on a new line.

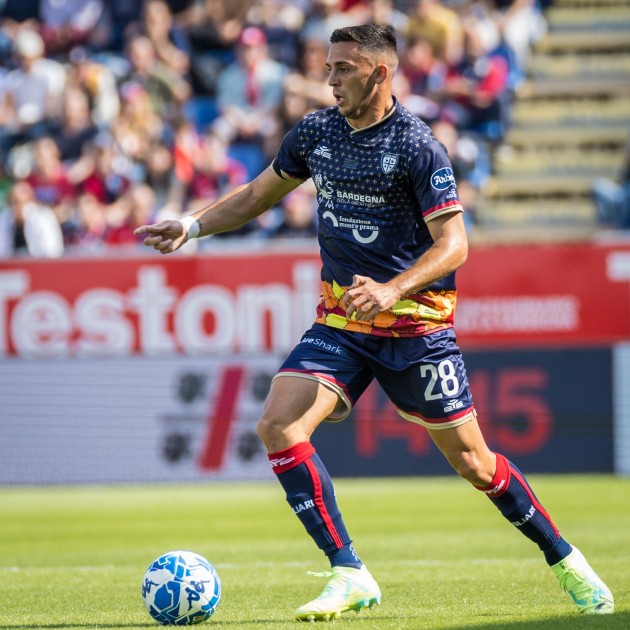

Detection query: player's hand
xmin=134 ymin=220 xmax=188 ymax=254
xmin=341 ymin=274 xmax=400 ymax=322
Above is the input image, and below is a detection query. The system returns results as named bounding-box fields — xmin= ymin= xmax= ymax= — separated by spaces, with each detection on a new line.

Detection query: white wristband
xmin=179 ymin=216 xmax=201 ymax=239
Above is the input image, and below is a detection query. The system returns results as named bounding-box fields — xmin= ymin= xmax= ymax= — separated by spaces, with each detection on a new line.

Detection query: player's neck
xmin=346 ymin=98 xmax=396 ymax=133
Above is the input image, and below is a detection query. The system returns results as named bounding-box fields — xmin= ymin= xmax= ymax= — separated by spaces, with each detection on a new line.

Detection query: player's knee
xmin=256 ymin=413 xmax=280 ymax=445
xmin=449 ymin=451 xmax=492 ymax=486
xmin=256 ymin=411 xmax=294 ymax=450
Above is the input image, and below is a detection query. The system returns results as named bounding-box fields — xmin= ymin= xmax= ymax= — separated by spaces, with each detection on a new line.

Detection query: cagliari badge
xmin=381 ymin=153 xmax=398 ymax=174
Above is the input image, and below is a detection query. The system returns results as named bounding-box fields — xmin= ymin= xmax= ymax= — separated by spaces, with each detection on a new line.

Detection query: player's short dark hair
xmin=330 ymin=24 xmax=398 ymax=59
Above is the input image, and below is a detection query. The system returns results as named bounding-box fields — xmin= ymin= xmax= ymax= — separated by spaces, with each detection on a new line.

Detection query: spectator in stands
xmin=0 ymin=6 xmax=37 ymax=64
xmin=437 ymin=24 xmax=510 ymax=142
xmin=407 ymin=0 xmax=464 ymax=66
xmin=111 ymin=81 xmax=165 ymax=175
xmin=166 ymin=0 xmax=210 ymax=25
xmin=25 ymin=136 xmax=77 ymax=240
xmin=189 ymin=132 xmax=247 ymax=201
xmin=0 ymin=180 xmax=64 ymax=258
xmin=288 ymin=35 xmax=337 ymax=110
xmin=52 ymin=85 xmax=100 ymax=163
xmin=74 ymin=190 xmax=107 ymax=250
xmin=79 ymin=134 xmax=131 ymax=208
xmin=144 ymin=139 xmax=186 ymax=220
xmin=269 ymin=31 xmax=336 ymax=153
xmin=104 ymin=183 xmax=158 ymax=245
xmin=455 ymin=0 xmax=501 ymax=54
xmin=131 ymin=0 xmax=192 ymax=79
xmin=272 ymin=34 xmax=336 ymax=149
xmin=363 ymin=0 xmax=409 ymax=44
xmin=0 ymin=162 xmax=12 ymax=210
xmin=120 ymin=34 xmax=191 ymax=122
xmin=98 ymin=0 xmax=143 ymax=52
xmin=67 ymin=46 xmax=120 ymax=128
xmin=213 ymin=26 xmax=288 ymax=159
xmin=176 ymin=0 xmax=241 ymax=96
xmin=592 ymin=133 xmax=630 ymax=230
xmin=72 ymin=133 xmax=130 ymax=248
xmin=172 ymin=116 xmax=202 ymax=193
xmin=492 ymin=0 xmax=546 ymax=85
xmin=266 ymin=181 xmax=319 ymax=240
xmin=398 ymin=36 xmax=446 ymax=122
xmin=38 ymin=0 xmax=107 ymax=55
xmin=300 ymin=0 xmax=357 ymax=47
xmin=187 ymin=131 xmax=248 ymax=222
xmin=245 ymin=0 xmax=305 ymax=68
xmin=185 ymin=0 xmax=248 ymax=42
xmin=179 ymin=0 xmax=249 ymax=90
xmin=0 ymin=0 xmax=39 ymax=28
xmin=431 ymin=119 xmax=490 ymax=232
xmin=432 ymin=119 xmax=490 ymax=189
xmin=0 ymin=29 xmax=66 ymax=157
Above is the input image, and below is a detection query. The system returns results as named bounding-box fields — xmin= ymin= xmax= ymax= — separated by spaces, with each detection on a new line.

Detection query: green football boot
xmin=295 ymin=565 xmax=381 ymax=622
xmin=552 ymin=547 xmax=614 ymax=614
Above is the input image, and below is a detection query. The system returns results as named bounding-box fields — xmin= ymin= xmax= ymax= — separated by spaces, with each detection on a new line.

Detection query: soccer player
xmin=135 ymin=24 xmax=614 ymax=622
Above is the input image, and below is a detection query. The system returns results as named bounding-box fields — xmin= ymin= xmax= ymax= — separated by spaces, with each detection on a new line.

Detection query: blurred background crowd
xmin=0 ymin=0 xmax=575 ymax=257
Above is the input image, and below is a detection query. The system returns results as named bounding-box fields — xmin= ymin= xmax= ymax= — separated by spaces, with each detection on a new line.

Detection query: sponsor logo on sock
xmin=349 ymin=544 xmax=360 ymax=564
xmin=511 ymin=504 xmax=536 ymax=527
xmin=293 ymin=499 xmax=315 ymax=514
xmin=483 ymin=479 xmax=506 ymax=495
xmin=269 ymin=456 xmax=296 ymax=468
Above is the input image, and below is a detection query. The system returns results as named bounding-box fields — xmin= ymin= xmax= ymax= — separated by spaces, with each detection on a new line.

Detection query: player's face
xmin=326 ymin=42 xmax=380 ymax=126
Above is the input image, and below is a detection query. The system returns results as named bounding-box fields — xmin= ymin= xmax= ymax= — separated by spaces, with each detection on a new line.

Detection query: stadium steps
xmin=511 ymin=97 xmax=630 ymax=128
xmin=493 ymin=148 xmax=623 ymax=177
xmin=526 ymin=54 xmax=630 ymax=81
xmin=478 ymin=198 xmax=597 ymax=228
xmin=534 ymin=29 xmax=630 ymax=54
xmin=553 ymin=0 xmax=630 ymax=6
xmin=474 ymin=0 xmax=630 ymax=241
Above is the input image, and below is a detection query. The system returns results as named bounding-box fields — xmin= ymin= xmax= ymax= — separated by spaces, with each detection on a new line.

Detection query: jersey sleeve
xmin=274 ymin=120 xmax=311 ymax=181
xmin=410 ymin=141 xmax=463 ymax=222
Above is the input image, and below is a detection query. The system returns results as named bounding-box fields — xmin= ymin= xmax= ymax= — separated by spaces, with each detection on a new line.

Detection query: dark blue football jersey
xmin=275 ymin=99 xmax=464 ymax=337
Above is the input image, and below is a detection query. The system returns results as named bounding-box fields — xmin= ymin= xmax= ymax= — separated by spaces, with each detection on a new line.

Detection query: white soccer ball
xmin=141 ymin=550 xmax=221 ymax=625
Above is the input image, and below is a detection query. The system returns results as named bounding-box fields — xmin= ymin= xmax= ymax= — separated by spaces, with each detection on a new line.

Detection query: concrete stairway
xmin=476 ymin=0 xmax=630 ymax=242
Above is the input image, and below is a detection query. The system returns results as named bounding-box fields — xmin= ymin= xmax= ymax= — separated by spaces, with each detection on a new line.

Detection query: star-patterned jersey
xmin=274 ymin=98 xmax=464 ymax=338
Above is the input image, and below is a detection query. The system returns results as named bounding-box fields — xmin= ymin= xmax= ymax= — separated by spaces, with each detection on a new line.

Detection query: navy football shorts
xmin=274 ymin=323 xmax=476 ymax=430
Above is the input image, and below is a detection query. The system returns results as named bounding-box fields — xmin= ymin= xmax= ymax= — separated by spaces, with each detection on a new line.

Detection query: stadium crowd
xmin=0 ymin=0 xmax=547 ymax=257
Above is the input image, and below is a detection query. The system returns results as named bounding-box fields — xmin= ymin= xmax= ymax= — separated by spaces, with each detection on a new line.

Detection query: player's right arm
xmin=135 ymin=165 xmax=303 ymax=254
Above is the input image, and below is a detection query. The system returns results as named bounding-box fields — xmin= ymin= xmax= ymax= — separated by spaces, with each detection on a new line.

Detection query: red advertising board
xmin=1 ymin=240 xmax=629 ymax=358
xmin=457 ymin=240 xmax=630 ymax=347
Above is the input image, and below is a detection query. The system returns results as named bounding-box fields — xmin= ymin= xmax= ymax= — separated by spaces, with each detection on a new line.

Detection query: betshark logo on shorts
xmin=431 ymin=167 xmax=456 ymax=190
xmin=381 ymin=153 xmax=398 ymax=174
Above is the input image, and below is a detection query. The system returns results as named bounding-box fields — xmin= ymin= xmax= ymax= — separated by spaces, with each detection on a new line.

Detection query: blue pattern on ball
xmin=142 ymin=551 xmax=221 ymax=625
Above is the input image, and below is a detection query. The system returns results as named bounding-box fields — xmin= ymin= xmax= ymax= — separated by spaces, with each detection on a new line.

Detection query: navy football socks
xmin=268 ymin=442 xmax=362 ymax=569
xmin=476 ymin=452 xmax=572 ymax=565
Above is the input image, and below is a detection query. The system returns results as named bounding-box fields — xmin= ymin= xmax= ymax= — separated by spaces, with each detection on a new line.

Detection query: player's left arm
xmin=343 ymin=211 xmax=467 ymax=322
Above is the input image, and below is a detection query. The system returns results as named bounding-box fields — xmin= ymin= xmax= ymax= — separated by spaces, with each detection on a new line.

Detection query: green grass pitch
xmin=0 ymin=475 xmax=628 ymax=629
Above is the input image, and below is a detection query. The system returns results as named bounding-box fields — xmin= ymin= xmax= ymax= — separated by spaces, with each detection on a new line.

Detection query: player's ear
xmin=374 ymin=63 xmax=389 ymax=84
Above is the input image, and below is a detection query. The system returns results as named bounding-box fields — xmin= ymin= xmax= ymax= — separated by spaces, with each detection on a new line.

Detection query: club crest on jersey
xmin=381 ymin=153 xmax=398 ymax=174
xmin=431 ymin=167 xmax=456 ymax=190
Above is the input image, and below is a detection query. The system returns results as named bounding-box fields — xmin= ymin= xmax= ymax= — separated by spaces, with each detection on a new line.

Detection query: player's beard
xmin=342 ymin=70 xmax=379 ymax=124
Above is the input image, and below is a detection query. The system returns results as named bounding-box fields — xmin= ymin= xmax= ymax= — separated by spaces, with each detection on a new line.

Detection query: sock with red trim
xmin=476 ymin=452 xmax=572 ymax=565
xmin=268 ymin=442 xmax=361 ymax=568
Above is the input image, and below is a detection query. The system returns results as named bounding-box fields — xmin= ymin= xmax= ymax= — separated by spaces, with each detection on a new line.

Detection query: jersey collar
xmin=346 ymin=97 xmax=400 ymax=136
